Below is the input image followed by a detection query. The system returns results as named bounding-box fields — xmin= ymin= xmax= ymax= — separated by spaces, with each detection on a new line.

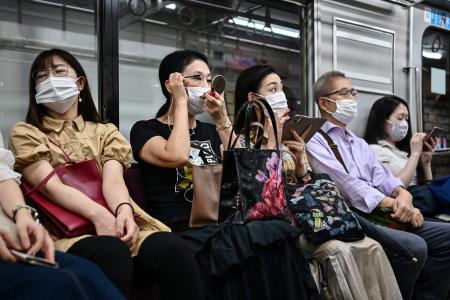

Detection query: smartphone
xmin=425 ymin=126 xmax=443 ymax=142
xmin=281 ymin=115 xmax=326 ymax=143
xmin=11 ymin=249 xmax=59 ymax=269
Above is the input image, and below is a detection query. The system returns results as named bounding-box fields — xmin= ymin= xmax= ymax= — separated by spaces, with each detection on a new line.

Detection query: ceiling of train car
xmin=119 ymin=0 xmax=302 ymax=49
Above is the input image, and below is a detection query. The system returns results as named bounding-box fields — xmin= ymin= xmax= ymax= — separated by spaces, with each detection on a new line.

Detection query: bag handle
xmin=227 ymin=100 xmax=264 ymax=150
xmin=227 ymin=98 xmax=280 ymax=150
xmin=23 ymin=169 xmax=57 ymax=197
xmin=317 ymin=129 xmax=349 ymax=174
xmin=23 ymin=138 xmax=74 ymax=197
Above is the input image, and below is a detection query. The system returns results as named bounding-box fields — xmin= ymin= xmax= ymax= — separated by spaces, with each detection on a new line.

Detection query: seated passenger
xmin=234 ymin=65 xmax=402 ymax=300
xmin=130 ymin=50 xmax=319 ymax=300
xmin=9 ymin=48 xmax=204 ymax=300
xmin=0 ymin=131 xmax=124 ymax=300
xmin=364 ymin=95 xmax=446 ymax=218
xmin=306 ymin=70 xmax=450 ymax=300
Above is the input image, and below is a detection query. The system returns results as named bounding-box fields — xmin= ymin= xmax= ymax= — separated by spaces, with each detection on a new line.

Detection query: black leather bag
xmin=219 ymin=99 xmax=287 ymax=223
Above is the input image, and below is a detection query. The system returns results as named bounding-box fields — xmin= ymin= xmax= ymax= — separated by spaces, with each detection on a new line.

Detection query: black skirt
xmin=177 ymin=219 xmax=319 ymax=300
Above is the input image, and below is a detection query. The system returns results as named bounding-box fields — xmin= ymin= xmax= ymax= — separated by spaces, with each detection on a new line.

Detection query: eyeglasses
xmin=183 ymin=74 xmax=212 ymax=84
xmin=32 ymin=65 xmax=75 ymax=82
xmin=323 ymin=88 xmax=358 ymax=98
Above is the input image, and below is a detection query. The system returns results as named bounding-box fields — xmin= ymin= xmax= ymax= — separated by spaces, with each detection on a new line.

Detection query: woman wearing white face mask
xmin=10 ymin=49 xmax=206 ymax=299
xmin=364 ymin=96 xmax=446 ymax=219
xmin=131 ymin=51 xmax=320 ymax=300
xmin=234 ymin=65 xmax=309 ymax=182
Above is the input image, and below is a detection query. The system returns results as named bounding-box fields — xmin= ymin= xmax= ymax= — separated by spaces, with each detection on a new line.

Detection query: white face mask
xmin=255 ymin=91 xmax=288 ymax=116
xmin=186 ymin=86 xmax=209 ymax=116
xmin=257 ymin=91 xmax=288 ymax=115
xmin=35 ymin=77 xmax=80 ymax=114
xmin=386 ymin=119 xmax=409 ymax=142
xmin=324 ymin=97 xmax=358 ymax=125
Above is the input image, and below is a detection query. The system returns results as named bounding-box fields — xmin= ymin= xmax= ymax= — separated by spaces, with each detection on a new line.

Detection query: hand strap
xmin=318 ymin=129 xmax=349 ymax=174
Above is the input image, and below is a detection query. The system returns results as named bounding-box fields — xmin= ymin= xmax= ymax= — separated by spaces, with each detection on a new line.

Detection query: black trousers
xmin=67 ymin=232 xmax=204 ymax=300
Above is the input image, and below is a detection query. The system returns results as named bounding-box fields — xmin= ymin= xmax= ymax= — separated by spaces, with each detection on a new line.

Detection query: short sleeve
xmin=369 ymin=144 xmax=391 ymax=164
xmin=100 ymin=123 xmax=132 ymax=169
xmin=0 ymin=133 xmax=21 ymax=183
xmin=9 ymin=122 xmax=51 ymax=172
xmin=130 ymin=120 xmax=161 ymax=161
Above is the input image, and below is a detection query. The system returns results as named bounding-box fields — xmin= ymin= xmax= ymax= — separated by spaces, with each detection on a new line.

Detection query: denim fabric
xmin=0 ymin=251 xmax=124 ymax=300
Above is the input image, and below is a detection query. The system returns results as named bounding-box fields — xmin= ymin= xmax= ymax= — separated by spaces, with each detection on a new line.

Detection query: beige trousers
xmin=302 ymin=236 xmax=403 ymax=300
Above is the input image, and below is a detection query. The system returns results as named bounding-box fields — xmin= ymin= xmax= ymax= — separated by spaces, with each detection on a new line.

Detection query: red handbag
xmin=21 ymin=140 xmax=110 ymax=238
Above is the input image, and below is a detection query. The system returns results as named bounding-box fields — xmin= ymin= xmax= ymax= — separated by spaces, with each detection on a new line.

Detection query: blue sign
xmin=429 ymin=8 xmax=450 ymax=29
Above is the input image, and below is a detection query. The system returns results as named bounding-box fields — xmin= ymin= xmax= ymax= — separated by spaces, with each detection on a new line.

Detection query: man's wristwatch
xmin=12 ymin=204 xmax=40 ymax=223
xmin=216 ymin=120 xmax=232 ymax=132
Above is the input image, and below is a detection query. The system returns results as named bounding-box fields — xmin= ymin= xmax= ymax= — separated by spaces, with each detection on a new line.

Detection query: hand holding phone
xmin=11 ymin=249 xmax=59 ymax=268
xmin=425 ymin=126 xmax=443 ymax=142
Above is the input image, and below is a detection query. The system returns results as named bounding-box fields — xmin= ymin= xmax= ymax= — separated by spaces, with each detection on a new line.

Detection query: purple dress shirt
xmin=306 ymin=121 xmax=403 ymax=213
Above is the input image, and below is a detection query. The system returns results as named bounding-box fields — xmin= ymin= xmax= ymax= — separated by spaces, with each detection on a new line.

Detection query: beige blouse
xmin=10 ymin=115 xmax=131 ymax=173
xmin=370 ymin=139 xmax=418 ymax=186
xmin=9 ymin=115 xmax=170 ymax=255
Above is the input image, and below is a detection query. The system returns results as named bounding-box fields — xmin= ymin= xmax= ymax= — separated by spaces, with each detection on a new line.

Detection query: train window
xmin=117 ymin=0 xmax=303 ymax=141
xmin=422 ymin=28 xmax=449 ymax=101
xmin=0 ymin=0 xmax=98 ymax=146
xmin=333 ymin=18 xmax=395 ymax=95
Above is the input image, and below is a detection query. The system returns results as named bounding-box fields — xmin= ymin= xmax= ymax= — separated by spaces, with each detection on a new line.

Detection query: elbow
xmin=171 ymin=154 xmax=190 ymax=168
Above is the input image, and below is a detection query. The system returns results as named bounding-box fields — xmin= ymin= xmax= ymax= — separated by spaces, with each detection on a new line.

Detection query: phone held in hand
xmin=425 ymin=126 xmax=443 ymax=142
xmin=281 ymin=114 xmax=326 ymax=143
xmin=11 ymin=249 xmax=59 ymax=269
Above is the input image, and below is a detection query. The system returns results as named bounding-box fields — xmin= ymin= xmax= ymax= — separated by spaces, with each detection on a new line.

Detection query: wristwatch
xmin=216 ymin=120 xmax=232 ymax=132
xmin=12 ymin=204 xmax=40 ymax=223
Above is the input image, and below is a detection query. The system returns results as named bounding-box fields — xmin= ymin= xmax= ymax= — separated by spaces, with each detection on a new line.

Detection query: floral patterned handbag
xmin=219 ymin=99 xmax=287 ymax=223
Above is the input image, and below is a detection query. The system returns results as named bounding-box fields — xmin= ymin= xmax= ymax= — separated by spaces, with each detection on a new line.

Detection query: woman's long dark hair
xmin=156 ymin=50 xmax=209 ymax=117
xmin=27 ymin=49 xmax=100 ymax=132
xmin=233 ymin=65 xmax=276 ymax=133
xmin=364 ymin=95 xmax=412 ymax=154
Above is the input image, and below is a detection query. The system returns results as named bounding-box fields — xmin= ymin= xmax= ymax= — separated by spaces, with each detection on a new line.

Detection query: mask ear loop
xmin=321 ymin=96 xmax=336 ymax=115
xmin=75 ymin=76 xmax=83 ymax=102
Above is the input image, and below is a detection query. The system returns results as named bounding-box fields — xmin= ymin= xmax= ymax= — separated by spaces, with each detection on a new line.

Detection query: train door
xmin=409 ymin=3 xmax=450 ymax=175
xmin=410 ymin=3 xmax=450 ymax=132
xmin=307 ymin=0 xmax=410 ymax=137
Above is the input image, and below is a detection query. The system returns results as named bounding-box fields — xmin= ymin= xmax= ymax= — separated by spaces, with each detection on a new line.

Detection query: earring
xmin=79 ymin=97 xmax=82 ymax=102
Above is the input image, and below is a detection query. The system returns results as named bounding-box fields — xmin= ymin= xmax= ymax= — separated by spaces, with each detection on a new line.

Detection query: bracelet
xmin=114 ymin=202 xmax=134 ymax=217
xmin=12 ymin=204 xmax=40 ymax=223
xmin=216 ymin=120 xmax=232 ymax=132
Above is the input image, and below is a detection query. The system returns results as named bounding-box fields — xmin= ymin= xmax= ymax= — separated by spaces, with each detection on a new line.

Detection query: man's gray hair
xmin=313 ymin=71 xmax=346 ymax=105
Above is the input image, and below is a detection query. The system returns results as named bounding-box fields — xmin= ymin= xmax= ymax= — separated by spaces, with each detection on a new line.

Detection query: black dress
xmin=130 ymin=119 xmax=319 ymax=300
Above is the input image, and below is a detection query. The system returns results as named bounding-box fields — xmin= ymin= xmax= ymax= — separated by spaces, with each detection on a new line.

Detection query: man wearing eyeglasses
xmin=306 ymin=71 xmax=450 ymax=300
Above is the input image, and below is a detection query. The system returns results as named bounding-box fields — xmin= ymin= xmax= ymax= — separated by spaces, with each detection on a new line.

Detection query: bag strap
xmin=228 ymin=101 xmax=265 ymax=150
xmin=23 ymin=169 xmax=57 ymax=197
xmin=23 ymin=138 xmax=73 ymax=197
xmin=318 ymin=129 xmax=349 ymax=174
xmin=227 ymin=98 xmax=280 ymax=151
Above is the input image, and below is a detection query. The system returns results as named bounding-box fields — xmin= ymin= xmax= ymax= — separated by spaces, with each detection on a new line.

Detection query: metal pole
xmin=97 ymin=0 xmax=119 ymax=127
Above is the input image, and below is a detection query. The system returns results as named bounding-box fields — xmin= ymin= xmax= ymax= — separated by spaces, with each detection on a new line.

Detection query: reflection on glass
xmin=118 ymin=1 xmax=303 ymax=142
xmin=0 ymin=0 xmax=97 ymax=146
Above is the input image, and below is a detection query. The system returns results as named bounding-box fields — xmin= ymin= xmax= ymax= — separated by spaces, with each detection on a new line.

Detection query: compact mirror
xmin=211 ymin=75 xmax=226 ymax=94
